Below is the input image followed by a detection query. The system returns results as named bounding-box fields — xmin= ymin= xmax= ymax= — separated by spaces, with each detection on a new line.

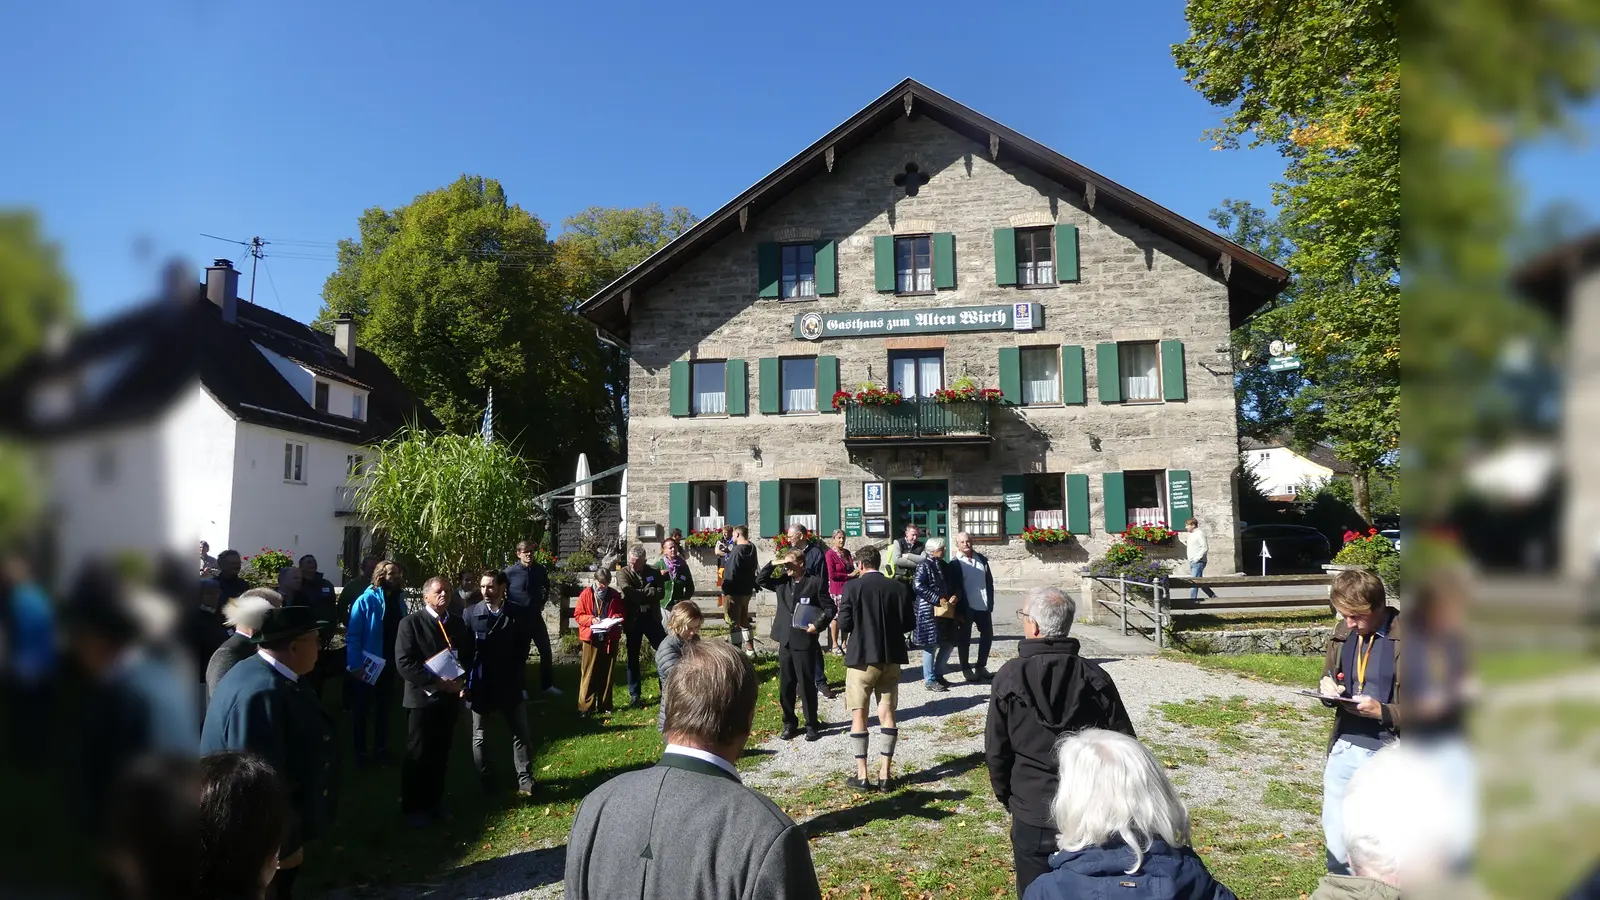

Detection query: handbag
xmin=933 ymin=597 xmax=958 ymax=620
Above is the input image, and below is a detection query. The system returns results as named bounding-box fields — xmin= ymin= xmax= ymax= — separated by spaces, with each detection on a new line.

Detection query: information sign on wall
xmin=795 ymin=303 xmax=1042 ymax=341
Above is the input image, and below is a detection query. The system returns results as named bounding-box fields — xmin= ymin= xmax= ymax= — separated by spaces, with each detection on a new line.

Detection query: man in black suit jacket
xmin=759 ymin=550 xmax=834 ymax=742
xmin=463 ymin=569 xmax=534 ymax=796
xmin=836 ymin=545 xmax=915 ymax=790
xmin=394 ymin=575 xmax=475 ymax=827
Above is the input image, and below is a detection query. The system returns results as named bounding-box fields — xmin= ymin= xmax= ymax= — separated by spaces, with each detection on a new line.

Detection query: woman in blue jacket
xmin=345 ymin=560 xmax=405 ymax=766
xmin=1024 ymin=729 xmax=1236 ymax=900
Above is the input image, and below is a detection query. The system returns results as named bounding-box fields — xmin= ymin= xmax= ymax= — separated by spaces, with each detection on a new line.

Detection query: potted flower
xmin=683 ymin=528 xmax=721 ymax=551
xmin=832 ymin=383 xmax=904 ymax=409
xmin=1124 ymin=523 xmax=1177 ymax=546
xmin=1326 ymin=528 xmax=1399 ymax=596
xmin=1021 ymin=525 xmax=1075 ymax=546
xmin=771 ymin=531 xmax=820 ymax=555
xmin=931 ymin=376 xmax=1005 ymax=404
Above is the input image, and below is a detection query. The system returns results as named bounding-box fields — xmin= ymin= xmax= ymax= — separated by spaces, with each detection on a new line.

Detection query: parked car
xmin=1240 ymin=524 xmax=1333 ymax=573
xmin=1380 ymin=529 xmax=1401 ymax=552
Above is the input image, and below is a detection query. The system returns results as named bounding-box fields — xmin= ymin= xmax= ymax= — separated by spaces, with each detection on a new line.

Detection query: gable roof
xmin=578 ymin=78 xmax=1291 ymax=344
xmin=0 ymin=288 xmax=437 ymax=444
xmin=1512 ymin=228 xmax=1600 ymax=318
xmin=1241 ymin=435 xmax=1354 ymax=475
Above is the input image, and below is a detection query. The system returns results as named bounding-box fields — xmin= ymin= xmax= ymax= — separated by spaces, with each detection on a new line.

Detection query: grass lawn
xmin=1172 ymin=610 xmax=1336 ymax=632
xmin=1161 ymin=651 xmax=1325 ymax=687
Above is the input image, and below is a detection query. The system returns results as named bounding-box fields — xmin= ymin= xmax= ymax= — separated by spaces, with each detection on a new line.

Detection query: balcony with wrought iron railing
xmin=842 ymin=399 xmax=993 ymax=446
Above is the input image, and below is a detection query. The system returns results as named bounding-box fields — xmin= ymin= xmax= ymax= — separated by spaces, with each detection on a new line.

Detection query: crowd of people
xmin=0 ymin=522 xmax=1487 ymax=899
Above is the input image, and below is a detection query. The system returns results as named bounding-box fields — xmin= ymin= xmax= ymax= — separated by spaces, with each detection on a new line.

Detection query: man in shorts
xmin=836 ymin=545 xmax=914 ymax=791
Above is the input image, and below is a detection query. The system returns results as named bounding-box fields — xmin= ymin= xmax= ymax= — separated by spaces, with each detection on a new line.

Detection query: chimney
xmin=333 ymin=315 xmax=356 ymax=367
xmin=205 ymin=259 xmax=239 ymax=323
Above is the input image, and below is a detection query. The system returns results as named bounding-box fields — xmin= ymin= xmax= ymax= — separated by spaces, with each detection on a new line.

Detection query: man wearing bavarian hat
xmin=202 ymin=604 xmax=336 ymax=900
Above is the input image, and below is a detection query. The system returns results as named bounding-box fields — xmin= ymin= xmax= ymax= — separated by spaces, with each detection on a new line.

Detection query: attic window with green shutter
xmin=895 ymin=236 xmax=933 ymax=294
xmin=1016 ymin=228 xmax=1054 ymax=286
xmin=781 ymin=244 xmax=815 ymax=299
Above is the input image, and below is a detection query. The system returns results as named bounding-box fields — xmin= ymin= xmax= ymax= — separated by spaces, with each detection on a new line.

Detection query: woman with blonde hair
xmin=654 ymin=600 xmax=704 ymax=730
xmin=1024 ymin=729 xmax=1236 ymax=899
xmin=345 ymin=560 xmax=404 ymax=766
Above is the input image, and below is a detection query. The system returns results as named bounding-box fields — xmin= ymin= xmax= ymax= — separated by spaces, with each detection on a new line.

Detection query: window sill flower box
xmin=1020 ymin=526 xmax=1075 ymax=546
xmin=1123 ymin=524 xmax=1177 ymax=546
xmin=683 ymin=529 xmax=721 ymax=551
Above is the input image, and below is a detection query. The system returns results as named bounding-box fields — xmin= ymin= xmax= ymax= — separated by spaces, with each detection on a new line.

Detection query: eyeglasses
xmin=1016 ymin=610 xmax=1033 ymax=622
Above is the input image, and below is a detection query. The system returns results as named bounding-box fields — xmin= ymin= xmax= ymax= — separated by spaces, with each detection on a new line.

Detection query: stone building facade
xmin=582 ymin=80 xmax=1287 ymax=594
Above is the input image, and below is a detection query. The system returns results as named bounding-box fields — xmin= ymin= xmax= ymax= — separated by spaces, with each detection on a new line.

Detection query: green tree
xmin=1210 ymin=200 xmax=1300 ymax=442
xmin=315 ymin=176 xmax=617 ymax=474
xmin=0 ymin=210 xmax=74 ymax=377
xmin=551 ymin=204 xmax=698 ymax=450
xmin=1175 ymin=0 xmax=1399 ymax=521
xmin=354 ymin=427 xmax=539 ymax=579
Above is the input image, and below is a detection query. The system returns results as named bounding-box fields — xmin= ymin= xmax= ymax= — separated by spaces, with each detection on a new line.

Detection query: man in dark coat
xmin=292 ymin=555 xmax=340 ymax=693
xmin=720 ymin=526 xmax=760 ymax=653
xmin=506 ymin=540 xmax=557 ymax=696
xmin=615 ymin=545 xmax=667 ymax=707
xmin=215 ymin=550 xmax=252 ymax=604
xmin=986 ymin=585 xmax=1134 ymax=897
xmin=201 ymin=605 xmax=335 ymax=900
xmin=395 ymin=575 xmax=475 ymax=827
xmin=759 ymin=550 xmax=834 ymax=742
xmin=836 ymin=545 xmax=914 ymax=790
xmin=464 ymin=569 xmax=534 ymax=796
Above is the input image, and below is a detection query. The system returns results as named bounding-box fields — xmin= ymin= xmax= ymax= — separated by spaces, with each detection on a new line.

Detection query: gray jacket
xmin=205 ymin=632 xmax=255 ymax=701
xmin=655 ymin=635 xmax=687 ymax=731
xmin=564 ymin=754 xmax=821 ymax=900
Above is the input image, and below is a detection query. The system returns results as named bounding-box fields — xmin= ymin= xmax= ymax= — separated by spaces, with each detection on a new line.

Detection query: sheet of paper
xmin=592 ymin=617 xmax=624 ymax=630
xmin=358 ymin=651 xmax=386 ymax=686
xmin=1292 ymin=689 xmax=1362 ymax=706
xmin=425 ymin=647 xmax=465 ymax=682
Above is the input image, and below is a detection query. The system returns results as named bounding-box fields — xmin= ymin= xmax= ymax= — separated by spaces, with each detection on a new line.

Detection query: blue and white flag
xmin=480 ymin=387 xmax=494 ymax=443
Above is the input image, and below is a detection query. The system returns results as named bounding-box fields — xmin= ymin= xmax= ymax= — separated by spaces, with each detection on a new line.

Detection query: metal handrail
xmin=843 ymin=398 xmax=992 ymax=440
xmin=1086 ymin=575 xmax=1170 ymax=649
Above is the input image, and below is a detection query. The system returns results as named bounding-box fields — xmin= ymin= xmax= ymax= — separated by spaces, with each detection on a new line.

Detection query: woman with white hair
xmin=205 ymin=589 xmax=283 ymax=701
xmin=911 ymin=537 xmax=963 ymax=692
xmin=1025 ymin=729 xmax=1237 ymax=900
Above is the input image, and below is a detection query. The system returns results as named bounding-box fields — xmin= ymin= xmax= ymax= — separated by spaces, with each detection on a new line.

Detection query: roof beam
xmin=1219 ymin=252 xmax=1233 ymax=282
xmin=1085 ymin=182 xmax=1097 ymax=211
xmin=903 ymin=91 xmax=914 ymax=117
xmin=825 ymin=145 xmax=835 ymax=173
xmin=739 ymin=205 xmax=749 ymax=233
xmin=989 ymin=132 xmax=1000 ymax=161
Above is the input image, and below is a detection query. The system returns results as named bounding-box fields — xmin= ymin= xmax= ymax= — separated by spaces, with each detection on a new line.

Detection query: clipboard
xmin=791 ymin=600 xmax=823 ymax=631
xmin=1292 ymin=689 xmax=1363 ymax=707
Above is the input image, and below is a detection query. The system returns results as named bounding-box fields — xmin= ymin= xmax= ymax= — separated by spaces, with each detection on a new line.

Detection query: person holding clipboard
xmin=759 ymin=550 xmax=835 ymax=742
xmin=394 ymin=576 xmax=475 ymax=828
xmin=1305 ymin=569 xmax=1401 ymax=876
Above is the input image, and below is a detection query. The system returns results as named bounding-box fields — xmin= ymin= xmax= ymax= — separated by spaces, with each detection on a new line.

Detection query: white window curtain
xmin=1028 ymin=509 xmax=1065 ymax=529
xmin=918 ymin=357 xmax=942 ymax=397
xmin=1021 ymin=348 xmax=1060 ymax=405
xmin=1121 ymin=343 xmax=1160 ymax=401
xmin=786 ymin=514 xmax=818 ymax=533
xmin=891 ymin=357 xmax=917 ymax=397
xmin=1129 ymin=507 xmax=1165 ymax=527
xmin=782 ymin=245 xmax=815 ymax=299
xmin=693 ymin=483 xmax=724 ymax=531
xmin=781 ymin=358 xmax=816 ymax=412
xmin=693 ymin=363 xmax=726 ymax=415
xmin=896 ymin=238 xmax=932 ymax=292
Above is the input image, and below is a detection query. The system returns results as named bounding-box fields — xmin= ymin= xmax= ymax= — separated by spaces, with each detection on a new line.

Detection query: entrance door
xmin=891 ymin=480 xmax=950 ymax=540
xmin=889 ymin=351 xmax=944 ymax=398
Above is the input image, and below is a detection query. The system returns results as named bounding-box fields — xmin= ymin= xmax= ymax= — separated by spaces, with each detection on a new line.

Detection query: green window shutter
xmin=997 ymin=347 xmax=1021 ymax=405
xmin=814 ymin=240 xmax=837 ymax=295
xmin=725 ymin=359 xmax=748 ymax=415
xmin=1001 ymin=474 xmax=1026 ymax=536
xmin=994 ymin=228 xmax=1017 ymax=286
xmin=726 ymin=481 xmax=748 ymax=527
xmin=1167 ymin=470 xmax=1192 ymax=528
xmin=1061 ymin=345 xmax=1086 ymax=404
xmin=1103 ymin=472 xmax=1128 ymax=534
xmin=874 ymin=236 xmax=895 ymax=292
xmin=757 ymin=243 xmax=780 ymax=298
xmin=668 ymin=482 xmax=690 ymax=537
xmin=758 ymin=357 xmax=780 ymax=415
xmin=669 ymin=360 xmax=691 ymax=416
xmin=1096 ymin=343 xmax=1122 ymax=403
xmin=933 ymin=232 xmax=956 ymax=289
xmin=1161 ymin=339 xmax=1186 ymax=401
xmin=820 ymin=479 xmax=841 ymax=535
xmin=759 ymin=480 xmax=781 ymax=538
xmin=1055 ymin=224 xmax=1080 ymax=282
xmin=1065 ymin=474 xmax=1091 ymax=535
xmin=817 ymin=356 xmax=839 ymax=413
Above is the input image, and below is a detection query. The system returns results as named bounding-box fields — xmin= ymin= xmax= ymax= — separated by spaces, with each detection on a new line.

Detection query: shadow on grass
xmin=894 ymin=693 xmax=990 ymax=724
xmin=803 ymin=788 xmax=971 ymax=838
xmin=321 ymin=845 xmax=567 ymax=899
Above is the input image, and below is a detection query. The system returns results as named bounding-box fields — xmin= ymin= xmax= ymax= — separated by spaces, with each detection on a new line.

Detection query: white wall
xmin=321 ymin=378 xmax=369 ymax=422
xmin=228 ymin=422 xmax=365 ymax=575
xmin=1245 ymin=447 xmax=1335 ymax=497
xmin=253 ymin=342 xmax=314 ymax=404
xmin=166 ymin=382 xmax=238 ymax=553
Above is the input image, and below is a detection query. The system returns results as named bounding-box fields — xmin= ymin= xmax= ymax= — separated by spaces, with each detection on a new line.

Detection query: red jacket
xmin=825 ymin=547 xmax=854 ymax=597
xmin=575 ymin=585 xmax=625 ymax=650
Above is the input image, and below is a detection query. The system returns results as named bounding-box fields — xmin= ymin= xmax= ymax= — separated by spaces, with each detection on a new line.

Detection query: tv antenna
xmin=200 ymin=234 xmax=270 ymax=304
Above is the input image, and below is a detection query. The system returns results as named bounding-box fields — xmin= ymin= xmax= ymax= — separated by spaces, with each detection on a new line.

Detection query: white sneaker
xmin=543 ymin=685 xmax=563 ymax=696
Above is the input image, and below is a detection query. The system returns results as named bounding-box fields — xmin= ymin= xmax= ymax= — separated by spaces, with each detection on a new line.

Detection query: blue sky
xmin=3 ymin=1 xmax=1595 ymax=323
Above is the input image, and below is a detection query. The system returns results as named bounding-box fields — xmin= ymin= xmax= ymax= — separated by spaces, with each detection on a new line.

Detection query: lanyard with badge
xmin=1353 ymin=633 xmax=1375 ymax=694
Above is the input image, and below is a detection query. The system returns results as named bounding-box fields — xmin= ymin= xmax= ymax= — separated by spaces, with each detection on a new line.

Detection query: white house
xmin=0 ymin=259 xmax=433 ymax=585
xmin=1241 ymin=435 xmax=1353 ymax=500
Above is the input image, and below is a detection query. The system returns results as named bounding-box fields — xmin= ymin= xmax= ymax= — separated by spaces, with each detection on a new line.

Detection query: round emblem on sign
xmin=1269 ymin=339 xmax=1286 ymax=357
xmin=799 ymin=312 xmax=823 ymax=341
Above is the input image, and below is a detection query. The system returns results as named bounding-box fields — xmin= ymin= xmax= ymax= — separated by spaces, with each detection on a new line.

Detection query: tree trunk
xmin=1353 ymin=469 xmax=1372 ymax=525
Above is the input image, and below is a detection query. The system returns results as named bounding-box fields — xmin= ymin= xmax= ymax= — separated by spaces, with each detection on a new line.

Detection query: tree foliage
xmin=0 ymin=210 xmax=74 ymax=377
xmin=1211 ymin=200 xmax=1299 ymax=442
xmin=315 ymin=177 xmax=620 ymax=475
xmin=1175 ymin=0 xmax=1399 ymax=520
xmin=354 ymin=427 xmax=539 ymax=580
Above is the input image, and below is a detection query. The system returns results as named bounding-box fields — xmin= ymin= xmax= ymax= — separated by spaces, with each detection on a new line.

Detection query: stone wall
xmin=1169 ymin=626 xmax=1336 ymax=656
xmin=624 ymin=114 xmax=1242 ymax=594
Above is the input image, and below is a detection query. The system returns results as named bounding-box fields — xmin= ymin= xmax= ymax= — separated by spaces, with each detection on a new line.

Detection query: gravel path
xmin=318 ymin=626 xmax=1327 ymax=899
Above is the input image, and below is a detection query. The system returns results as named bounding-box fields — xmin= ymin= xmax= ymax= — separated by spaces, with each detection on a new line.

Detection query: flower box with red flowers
xmin=831 ymin=384 xmax=904 ymax=409
xmin=683 ymin=529 xmax=721 ymax=550
xmin=770 ymin=533 xmax=819 ymax=555
xmin=1123 ymin=523 xmax=1177 ymax=546
xmin=1021 ymin=526 xmax=1075 ymax=545
xmin=930 ymin=385 xmax=1005 ymax=404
